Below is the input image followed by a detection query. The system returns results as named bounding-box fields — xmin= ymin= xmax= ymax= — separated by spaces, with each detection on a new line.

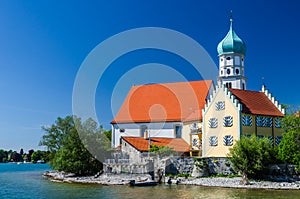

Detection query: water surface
xmin=0 ymin=163 xmax=298 ymax=199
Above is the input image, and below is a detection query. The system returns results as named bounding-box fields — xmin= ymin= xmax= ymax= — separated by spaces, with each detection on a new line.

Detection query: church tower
xmin=217 ymin=15 xmax=247 ymax=90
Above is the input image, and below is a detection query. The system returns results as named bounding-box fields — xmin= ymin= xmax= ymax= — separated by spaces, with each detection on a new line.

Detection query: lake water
xmin=0 ymin=163 xmax=298 ymax=199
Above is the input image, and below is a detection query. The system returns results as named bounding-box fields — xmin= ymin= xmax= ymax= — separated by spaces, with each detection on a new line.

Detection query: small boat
xmin=129 ymin=180 xmax=158 ymax=186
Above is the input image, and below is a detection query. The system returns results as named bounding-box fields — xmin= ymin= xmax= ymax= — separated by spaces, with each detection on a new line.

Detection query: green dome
xmin=217 ymin=21 xmax=246 ymax=56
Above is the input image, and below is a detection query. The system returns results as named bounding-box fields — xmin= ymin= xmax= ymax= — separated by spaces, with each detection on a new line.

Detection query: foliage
xmin=228 ymin=135 xmax=275 ymax=184
xmin=149 ymin=145 xmax=176 ymax=157
xmin=31 ymin=150 xmax=50 ymax=163
xmin=281 ymin=114 xmax=300 ymax=132
xmin=277 ymin=111 xmax=300 ymax=170
xmin=40 ymin=116 xmax=112 ymax=175
xmin=103 ymin=130 xmax=112 ymax=142
xmin=0 ymin=150 xmax=7 ymax=162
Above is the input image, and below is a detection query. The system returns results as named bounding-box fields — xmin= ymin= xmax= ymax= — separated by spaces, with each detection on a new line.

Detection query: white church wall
xmin=112 ymin=121 xmax=183 ymax=147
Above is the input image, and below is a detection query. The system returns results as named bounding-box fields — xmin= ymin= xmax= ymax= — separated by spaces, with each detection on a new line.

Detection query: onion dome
xmin=217 ymin=19 xmax=246 ymax=56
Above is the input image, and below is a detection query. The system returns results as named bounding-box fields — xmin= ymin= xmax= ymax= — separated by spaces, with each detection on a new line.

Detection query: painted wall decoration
xmin=268 ymin=136 xmax=274 ymax=143
xmin=242 ymin=115 xmax=252 ymax=126
xmin=275 ymin=117 xmax=281 ymax=128
xmin=192 ymin=138 xmax=199 ymax=147
xmin=256 ymin=116 xmax=272 ymax=127
xmin=223 ymin=116 xmax=233 ymax=127
xmin=209 ymin=136 xmax=218 ymax=146
xmin=208 ymin=118 xmax=218 ymax=128
xmin=223 ymin=135 xmax=233 ymax=146
xmin=275 ymin=136 xmax=282 ymax=146
xmin=215 ymin=101 xmax=225 ymax=111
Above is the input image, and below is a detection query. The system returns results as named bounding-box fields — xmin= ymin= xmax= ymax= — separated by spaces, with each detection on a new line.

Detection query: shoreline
xmin=43 ymin=171 xmax=300 ymax=190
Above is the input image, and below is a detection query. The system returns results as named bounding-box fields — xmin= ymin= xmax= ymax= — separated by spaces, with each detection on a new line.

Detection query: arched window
xmin=227 ymin=69 xmax=231 ymax=75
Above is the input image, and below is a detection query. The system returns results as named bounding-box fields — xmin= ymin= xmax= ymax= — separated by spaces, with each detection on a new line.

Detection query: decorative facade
xmin=111 ymin=16 xmax=285 ymax=158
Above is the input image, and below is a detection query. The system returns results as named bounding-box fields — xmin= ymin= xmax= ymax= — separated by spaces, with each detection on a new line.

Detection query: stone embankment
xmin=43 ymin=171 xmax=152 ymax=185
xmin=179 ymin=177 xmax=300 ymax=190
xmin=44 ymin=171 xmax=300 ymax=190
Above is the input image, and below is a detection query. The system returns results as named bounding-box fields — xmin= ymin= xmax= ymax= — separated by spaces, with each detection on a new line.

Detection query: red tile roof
xmin=230 ymin=89 xmax=284 ymax=117
xmin=112 ymin=80 xmax=212 ymax=124
xmin=122 ymin=136 xmax=190 ymax=152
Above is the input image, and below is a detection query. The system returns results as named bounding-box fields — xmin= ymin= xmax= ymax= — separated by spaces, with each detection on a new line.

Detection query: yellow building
xmin=202 ymin=17 xmax=285 ymax=158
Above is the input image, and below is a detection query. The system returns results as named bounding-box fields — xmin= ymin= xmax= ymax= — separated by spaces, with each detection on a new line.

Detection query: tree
xmin=0 ymin=150 xmax=7 ymax=162
xmin=278 ymin=114 xmax=300 ymax=169
xmin=150 ymin=145 xmax=177 ymax=157
xmin=40 ymin=116 xmax=112 ymax=175
xmin=228 ymin=135 xmax=274 ymax=184
xmin=104 ymin=130 xmax=112 ymax=142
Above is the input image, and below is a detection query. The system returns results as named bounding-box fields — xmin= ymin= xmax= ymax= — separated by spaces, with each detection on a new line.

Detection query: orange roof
xmin=121 ymin=136 xmax=190 ymax=152
xmin=112 ymin=80 xmax=212 ymax=123
xmin=230 ymin=89 xmax=284 ymax=117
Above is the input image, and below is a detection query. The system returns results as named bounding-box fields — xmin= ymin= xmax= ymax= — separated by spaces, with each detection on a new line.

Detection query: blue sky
xmin=0 ymin=0 xmax=299 ymax=151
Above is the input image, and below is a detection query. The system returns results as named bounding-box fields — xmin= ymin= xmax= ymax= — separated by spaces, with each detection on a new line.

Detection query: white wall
xmin=112 ymin=121 xmax=183 ymax=147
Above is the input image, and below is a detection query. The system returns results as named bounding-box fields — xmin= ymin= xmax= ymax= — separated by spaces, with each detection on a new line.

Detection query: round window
xmin=227 ymin=69 xmax=231 ymax=75
xmin=226 ymin=57 xmax=231 ymax=60
xmin=236 ymin=68 xmax=239 ymax=74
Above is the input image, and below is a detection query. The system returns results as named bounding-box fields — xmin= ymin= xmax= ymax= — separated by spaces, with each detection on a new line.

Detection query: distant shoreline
xmin=43 ymin=171 xmax=300 ymax=190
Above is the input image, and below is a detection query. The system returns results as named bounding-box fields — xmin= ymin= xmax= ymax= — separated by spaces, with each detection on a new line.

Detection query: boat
xmin=129 ymin=180 xmax=158 ymax=186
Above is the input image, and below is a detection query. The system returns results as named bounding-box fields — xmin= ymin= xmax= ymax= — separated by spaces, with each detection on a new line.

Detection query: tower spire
xmin=217 ymin=12 xmax=247 ymax=90
xmin=229 ymin=10 xmax=233 ymax=29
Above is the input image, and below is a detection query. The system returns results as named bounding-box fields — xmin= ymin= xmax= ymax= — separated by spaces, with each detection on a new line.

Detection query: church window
xmin=242 ymin=115 xmax=252 ymax=126
xmin=265 ymin=117 xmax=273 ymax=127
xmin=221 ymin=58 xmax=223 ymax=61
xmin=223 ymin=116 xmax=233 ymax=127
xmin=215 ymin=101 xmax=225 ymax=111
xmin=192 ymin=138 xmax=199 ymax=147
xmin=208 ymin=118 xmax=218 ymax=128
xmin=227 ymin=69 xmax=231 ymax=75
xmin=209 ymin=136 xmax=218 ymax=146
xmin=256 ymin=116 xmax=272 ymax=127
xmin=275 ymin=136 xmax=282 ymax=146
xmin=174 ymin=125 xmax=182 ymax=138
xmin=226 ymin=57 xmax=231 ymax=60
xmin=223 ymin=135 xmax=233 ymax=146
xmin=221 ymin=70 xmax=223 ymax=75
xmin=256 ymin=116 xmax=264 ymax=127
xmin=236 ymin=68 xmax=240 ymax=75
xmin=275 ymin=118 xmax=281 ymax=128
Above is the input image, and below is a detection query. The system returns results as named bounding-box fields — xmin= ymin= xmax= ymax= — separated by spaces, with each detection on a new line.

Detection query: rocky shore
xmin=43 ymin=171 xmax=300 ymax=190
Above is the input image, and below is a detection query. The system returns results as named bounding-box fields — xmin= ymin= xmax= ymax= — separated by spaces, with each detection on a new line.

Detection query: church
xmin=111 ymin=18 xmax=285 ymax=159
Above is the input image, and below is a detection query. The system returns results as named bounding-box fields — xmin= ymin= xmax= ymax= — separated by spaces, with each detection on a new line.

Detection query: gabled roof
xmin=121 ymin=136 xmax=190 ymax=152
xmin=112 ymin=80 xmax=213 ymax=124
xmin=230 ymin=89 xmax=284 ymax=117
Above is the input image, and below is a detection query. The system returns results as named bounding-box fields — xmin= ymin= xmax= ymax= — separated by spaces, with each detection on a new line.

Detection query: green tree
xmin=278 ymin=114 xmax=300 ymax=169
xmin=150 ymin=145 xmax=177 ymax=157
xmin=0 ymin=150 xmax=7 ymax=163
xmin=40 ymin=116 xmax=111 ymax=175
xmin=228 ymin=135 xmax=274 ymax=184
xmin=31 ymin=150 xmax=49 ymax=163
xmin=104 ymin=130 xmax=112 ymax=142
